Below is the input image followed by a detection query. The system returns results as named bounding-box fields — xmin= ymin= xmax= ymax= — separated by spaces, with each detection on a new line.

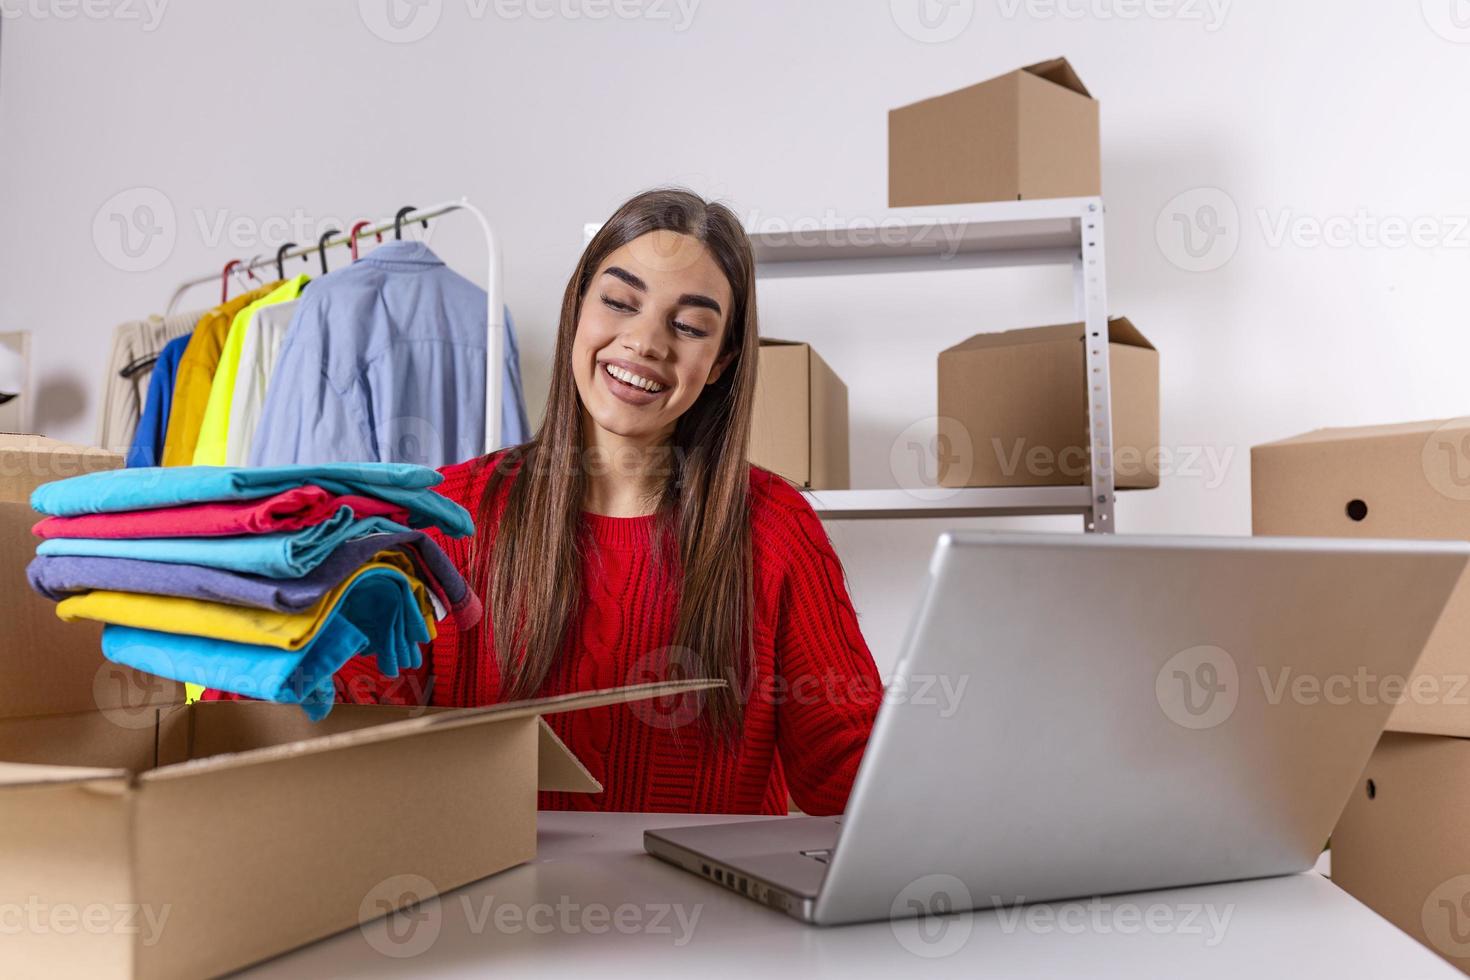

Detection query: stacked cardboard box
xmin=749 ymin=339 xmax=849 ymax=489
xmin=889 ymin=57 xmax=1100 ymax=206
xmin=0 ymin=434 xmax=717 ymax=979
xmin=1252 ymin=419 xmax=1470 ymax=974
xmin=937 ymin=317 xmax=1159 ymax=489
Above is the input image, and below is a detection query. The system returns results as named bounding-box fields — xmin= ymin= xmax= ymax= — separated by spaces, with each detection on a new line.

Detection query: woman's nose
xmin=621 ymin=314 xmax=669 ymax=360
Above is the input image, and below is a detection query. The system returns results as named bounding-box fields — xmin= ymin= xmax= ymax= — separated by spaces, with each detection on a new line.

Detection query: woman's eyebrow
xmin=603 ymin=266 xmax=646 ymax=291
xmin=604 ymin=265 xmax=724 ymax=316
xmin=678 ymin=293 xmax=722 ymax=315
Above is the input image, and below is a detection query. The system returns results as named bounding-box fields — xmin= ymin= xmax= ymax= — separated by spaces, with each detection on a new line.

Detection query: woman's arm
xmin=766 ymin=491 xmax=883 ymax=816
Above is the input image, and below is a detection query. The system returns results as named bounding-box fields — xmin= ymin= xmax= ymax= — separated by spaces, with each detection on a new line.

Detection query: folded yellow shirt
xmin=56 ymin=552 xmax=435 ymax=650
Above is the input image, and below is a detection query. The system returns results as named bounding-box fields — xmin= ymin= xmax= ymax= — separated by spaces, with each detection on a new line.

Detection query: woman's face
xmin=572 ymin=230 xmax=735 ymax=444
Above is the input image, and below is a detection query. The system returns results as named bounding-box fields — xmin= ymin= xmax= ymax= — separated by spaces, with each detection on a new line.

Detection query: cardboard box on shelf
xmin=888 ymin=57 xmax=1100 ymax=207
xmin=1252 ymin=419 xmax=1470 ymax=737
xmin=1332 ymin=732 xmax=1470 ymax=975
xmin=936 ymin=317 xmax=1158 ymax=489
xmin=750 ymin=339 xmax=849 ymax=489
xmin=0 ymin=434 xmax=721 ymax=979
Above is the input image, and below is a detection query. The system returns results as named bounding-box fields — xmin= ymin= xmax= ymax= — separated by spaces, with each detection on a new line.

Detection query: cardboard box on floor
xmin=888 ymin=57 xmax=1100 ymax=207
xmin=1252 ymin=420 xmax=1470 ymax=737
xmin=1333 ymin=732 xmax=1470 ymax=975
xmin=1 ymin=434 xmax=722 ymax=979
xmin=936 ymin=317 xmax=1159 ymax=489
xmin=750 ymin=338 xmax=850 ymax=489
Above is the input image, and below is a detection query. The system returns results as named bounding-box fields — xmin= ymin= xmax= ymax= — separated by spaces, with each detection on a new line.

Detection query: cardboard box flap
xmin=1255 ymin=418 xmax=1468 ymax=450
xmin=942 ymin=317 xmax=1152 ymax=354
xmin=0 ymin=432 xmax=122 ymax=505
xmin=139 ymin=680 xmax=725 ymax=783
xmin=0 ymin=761 xmax=130 ymax=791
xmin=1023 ymin=57 xmax=1091 ymax=98
xmin=537 ymin=718 xmax=602 ymax=793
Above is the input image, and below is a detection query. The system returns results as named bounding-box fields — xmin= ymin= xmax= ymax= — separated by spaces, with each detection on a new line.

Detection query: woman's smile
xmin=598 ymin=357 xmax=671 ymax=406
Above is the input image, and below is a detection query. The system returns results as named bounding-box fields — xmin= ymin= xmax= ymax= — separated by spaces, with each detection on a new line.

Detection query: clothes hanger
xmin=349 ymin=220 xmax=382 ymax=261
xmin=275 ymin=243 xmax=297 ymax=281
xmin=394 ymin=205 xmax=429 ymax=240
xmin=316 ymin=229 xmax=339 ymax=276
xmin=220 ymin=260 xmax=243 ymax=303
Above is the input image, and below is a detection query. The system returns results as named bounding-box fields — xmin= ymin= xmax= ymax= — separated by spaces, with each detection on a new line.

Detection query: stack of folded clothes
xmin=25 ymin=464 xmax=479 ymax=720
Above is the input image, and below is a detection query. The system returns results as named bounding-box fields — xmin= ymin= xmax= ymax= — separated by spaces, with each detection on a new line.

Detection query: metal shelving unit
xmin=583 ymin=195 xmax=1116 ymax=532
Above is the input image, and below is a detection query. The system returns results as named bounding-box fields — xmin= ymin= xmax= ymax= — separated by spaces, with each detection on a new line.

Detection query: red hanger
xmin=349 ymin=220 xmax=382 ymax=261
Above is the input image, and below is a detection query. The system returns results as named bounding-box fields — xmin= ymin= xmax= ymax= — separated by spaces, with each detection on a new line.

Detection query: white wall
xmin=4 ymin=0 xmax=1470 ymax=674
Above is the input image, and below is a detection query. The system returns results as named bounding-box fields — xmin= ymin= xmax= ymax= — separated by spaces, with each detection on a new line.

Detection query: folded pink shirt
xmin=31 ymin=485 xmax=410 ymax=540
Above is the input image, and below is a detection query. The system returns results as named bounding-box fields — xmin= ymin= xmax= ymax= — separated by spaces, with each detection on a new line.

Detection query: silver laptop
xmin=645 ymin=531 xmax=1470 ymax=925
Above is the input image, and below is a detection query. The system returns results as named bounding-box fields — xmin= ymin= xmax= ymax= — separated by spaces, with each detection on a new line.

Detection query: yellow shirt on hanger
xmin=191 ymin=274 xmax=309 ymax=466
xmin=54 ymin=552 xmax=436 ymax=650
xmin=162 ymin=280 xmax=282 ymax=467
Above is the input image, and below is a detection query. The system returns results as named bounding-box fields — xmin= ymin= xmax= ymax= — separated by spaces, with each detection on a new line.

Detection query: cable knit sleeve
xmin=754 ymin=471 xmax=882 ymax=816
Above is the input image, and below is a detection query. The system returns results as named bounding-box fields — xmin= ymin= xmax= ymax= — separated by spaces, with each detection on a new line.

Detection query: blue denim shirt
xmin=248 ymin=241 xmax=529 ymax=468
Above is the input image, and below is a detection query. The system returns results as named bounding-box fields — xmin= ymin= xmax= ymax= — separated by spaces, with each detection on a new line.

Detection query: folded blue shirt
xmin=29 ymin=462 xmax=472 ymax=538
xmin=36 ymin=514 xmax=413 ymax=579
xmin=99 ymin=568 xmax=431 ymax=721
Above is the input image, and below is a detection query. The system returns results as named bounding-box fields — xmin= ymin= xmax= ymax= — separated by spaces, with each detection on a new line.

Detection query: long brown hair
xmin=463 ymin=188 xmax=760 ymax=739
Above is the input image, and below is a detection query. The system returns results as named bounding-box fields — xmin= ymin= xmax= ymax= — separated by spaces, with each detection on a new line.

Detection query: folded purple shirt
xmin=26 ymin=531 xmax=481 ymax=629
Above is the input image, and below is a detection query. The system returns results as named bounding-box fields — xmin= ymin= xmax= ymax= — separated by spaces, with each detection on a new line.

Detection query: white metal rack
xmin=586 ymin=195 xmax=1117 ymax=532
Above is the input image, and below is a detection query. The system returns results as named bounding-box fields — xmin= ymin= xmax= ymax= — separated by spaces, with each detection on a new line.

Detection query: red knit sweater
xmin=245 ymin=455 xmax=881 ymax=816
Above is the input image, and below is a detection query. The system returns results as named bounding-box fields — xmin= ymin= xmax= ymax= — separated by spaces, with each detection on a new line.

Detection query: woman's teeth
xmin=605 ymin=363 xmax=666 ymax=393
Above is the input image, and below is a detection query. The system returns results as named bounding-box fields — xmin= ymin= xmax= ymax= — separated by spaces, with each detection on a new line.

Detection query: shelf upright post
xmin=1074 ymin=198 xmax=1116 ymax=533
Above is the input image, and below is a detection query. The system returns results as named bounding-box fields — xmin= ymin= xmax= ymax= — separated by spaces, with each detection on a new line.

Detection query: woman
xmin=342 ymin=188 xmax=882 ymax=816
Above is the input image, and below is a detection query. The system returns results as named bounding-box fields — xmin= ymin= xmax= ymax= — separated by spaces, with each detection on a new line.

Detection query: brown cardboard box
xmin=750 ymin=339 xmax=849 ymax=489
xmin=888 ymin=57 xmax=1100 ymax=207
xmin=936 ymin=317 xmax=1158 ymax=489
xmin=0 ymin=435 xmax=720 ymax=978
xmin=1333 ymin=732 xmax=1470 ymax=974
xmin=1252 ymin=420 xmax=1470 ymax=737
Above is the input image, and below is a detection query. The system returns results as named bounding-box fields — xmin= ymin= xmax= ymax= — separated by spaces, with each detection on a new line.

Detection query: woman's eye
xmin=601 ymin=295 xmax=636 ymax=313
xmin=674 ymin=321 xmax=709 ymax=338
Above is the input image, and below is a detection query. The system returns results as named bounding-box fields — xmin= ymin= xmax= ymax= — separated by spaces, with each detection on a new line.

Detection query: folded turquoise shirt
xmin=36 ymin=514 xmax=413 ymax=579
xmin=99 ymin=568 xmax=430 ymax=721
xmin=29 ymin=463 xmax=472 ymax=538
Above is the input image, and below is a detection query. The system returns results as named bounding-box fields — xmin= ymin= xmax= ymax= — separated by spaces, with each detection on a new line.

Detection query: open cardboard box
xmin=2 ymin=684 xmax=719 ymax=980
xmin=1 ymin=432 xmax=723 ymax=978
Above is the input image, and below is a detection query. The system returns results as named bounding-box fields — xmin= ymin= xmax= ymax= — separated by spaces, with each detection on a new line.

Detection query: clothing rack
xmin=163 ymin=196 xmax=505 ymax=455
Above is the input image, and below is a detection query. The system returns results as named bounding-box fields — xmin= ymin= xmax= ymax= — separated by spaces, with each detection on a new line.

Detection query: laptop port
xmin=701 ymin=864 xmax=710 ymax=876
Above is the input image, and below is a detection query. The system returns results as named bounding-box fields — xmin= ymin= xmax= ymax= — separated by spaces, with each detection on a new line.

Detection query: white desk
xmin=243 ymin=812 xmax=1455 ymax=979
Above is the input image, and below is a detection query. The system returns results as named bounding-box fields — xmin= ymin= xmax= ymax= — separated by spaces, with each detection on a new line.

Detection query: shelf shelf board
xmin=583 ymin=196 xmax=1101 ymax=279
xmin=801 ymin=485 xmax=1094 ymax=521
